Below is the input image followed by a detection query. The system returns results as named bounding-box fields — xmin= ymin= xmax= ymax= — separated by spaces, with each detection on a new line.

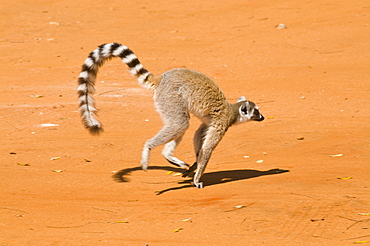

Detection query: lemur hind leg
xmin=162 ymin=135 xmax=189 ymax=169
xmin=141 ymin=110 xmax=190 ymax=170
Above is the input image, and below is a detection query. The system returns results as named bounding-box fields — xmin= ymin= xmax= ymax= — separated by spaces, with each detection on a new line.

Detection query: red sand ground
xmin=1 ymin=0 xmax=370 ymax=245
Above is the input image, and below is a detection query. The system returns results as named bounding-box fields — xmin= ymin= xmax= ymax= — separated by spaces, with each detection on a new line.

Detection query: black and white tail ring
xmin=77 ymin=43 xmax=153 ymax=135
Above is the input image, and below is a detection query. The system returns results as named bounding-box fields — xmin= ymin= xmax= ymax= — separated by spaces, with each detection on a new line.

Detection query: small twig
xmin=225 ymin=202 xmax=255 ymax=212
xmin=290 ymin=192 xmax=320 ymax=199
xmin=98 ymin=88 xmax=125 ymax=95
xmin=92 ymin=207 xmax=118 ymax=214
xmin=5 ymin=121 xmax=22 ymax=131
xmin=240 ymin=217 xmax=247 ymax=225
xmin=47 ymin=222 xmax=104 ymax=229
xmin=347 ymin=219 xmax=370 ymax=230
xmin=344 ymin=234 xmax=370 ymax=241
xmin=338 ymin=215 xmax=359 ymax=222
xmin=0 ymin=207 xmax=29 ymax=214
xmin=338 ymin=215 xmax=370 ymax=230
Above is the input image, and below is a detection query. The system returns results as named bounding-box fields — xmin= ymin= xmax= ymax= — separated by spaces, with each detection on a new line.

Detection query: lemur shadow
xmin=112 ymin=165 xmax=185 ymax=183
xmin=113 ymin=166 xmax=289 ymax=195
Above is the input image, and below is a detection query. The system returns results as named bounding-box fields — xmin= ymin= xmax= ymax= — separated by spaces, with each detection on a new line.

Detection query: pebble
xmin=276 ymin=23 xmax=287 ymax=29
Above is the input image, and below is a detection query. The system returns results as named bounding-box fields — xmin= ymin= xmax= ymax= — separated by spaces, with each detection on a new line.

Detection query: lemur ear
xmin=237 ymin=96 xmax=246 ymax=102
xmin=238 ymin=101 xmax=251 ymax=123
xmin=240 ymin=101 xmax=250 ymax=114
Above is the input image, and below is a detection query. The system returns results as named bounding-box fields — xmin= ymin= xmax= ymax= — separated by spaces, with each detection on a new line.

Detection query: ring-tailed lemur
xmin=77 ymin=43 xmax=264 ymax=189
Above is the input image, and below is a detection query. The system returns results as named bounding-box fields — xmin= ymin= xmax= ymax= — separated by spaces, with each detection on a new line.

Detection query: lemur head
xmin=237 ymin=96 xmax=264 ymax=123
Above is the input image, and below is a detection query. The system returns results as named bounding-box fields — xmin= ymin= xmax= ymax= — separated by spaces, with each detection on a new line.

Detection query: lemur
xmin=77 ymin=43 xmax=264 ymax=188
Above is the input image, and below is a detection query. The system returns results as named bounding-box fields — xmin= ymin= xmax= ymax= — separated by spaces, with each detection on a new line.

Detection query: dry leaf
xmin=330 ymin=154 xmax=343 ymax=157
xmin=256 ymin=160 xmax=264 ymax=164
xmin=173 ymin=173 xmax=182 ymax=176
xmin=17 ymin=162 xmax=30 ymax=166
xmin=50 ymin=157 xmax=61 ymax=160
xmin=234 ymin=205 xmax=245 ymax=209
xmin=353 ymin=241 xmax=368 ymax=244
xmin=358 ymin=213 xmax=370 ymax=216
xmin=276 ymin=23 xmax=287 ymax=29
xmin=336 ymin=176 xmax=352 ymax=180
xmin=174 ymin=228 xmax=183 ymax=232
xmin=49 ymin=21 xmax=60 ymax=25
xmin=40 ymin=123 xmax=59 ymax=127
xmin=166 ymin=171 xmax=173 ymax=175
xmin=52 ymin=170 xmax=63 ymax=173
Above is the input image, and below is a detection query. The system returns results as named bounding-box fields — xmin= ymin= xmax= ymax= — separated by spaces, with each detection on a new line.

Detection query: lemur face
xmin=238 ymin=100 xmax=264 ymax=122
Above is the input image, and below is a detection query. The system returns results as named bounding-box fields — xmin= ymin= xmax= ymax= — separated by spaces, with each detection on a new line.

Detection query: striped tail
xmin=77 ymin=43 xmax=153 ymax=135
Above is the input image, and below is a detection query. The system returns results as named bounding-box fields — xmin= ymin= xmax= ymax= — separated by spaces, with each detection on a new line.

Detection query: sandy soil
xmin=1 ymin=0 xmax=370 ymax=245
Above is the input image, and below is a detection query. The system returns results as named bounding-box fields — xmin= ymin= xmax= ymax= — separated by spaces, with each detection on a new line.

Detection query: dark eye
xmin=241 ymin=104 xmax=248 ymax=114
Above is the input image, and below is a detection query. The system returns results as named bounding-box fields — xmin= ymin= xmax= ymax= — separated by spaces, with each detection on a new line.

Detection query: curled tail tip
xmin=88 ymin=125 xmax=104 ymax=135
xmin=81 ymin=116 xmax=103 ymax=135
